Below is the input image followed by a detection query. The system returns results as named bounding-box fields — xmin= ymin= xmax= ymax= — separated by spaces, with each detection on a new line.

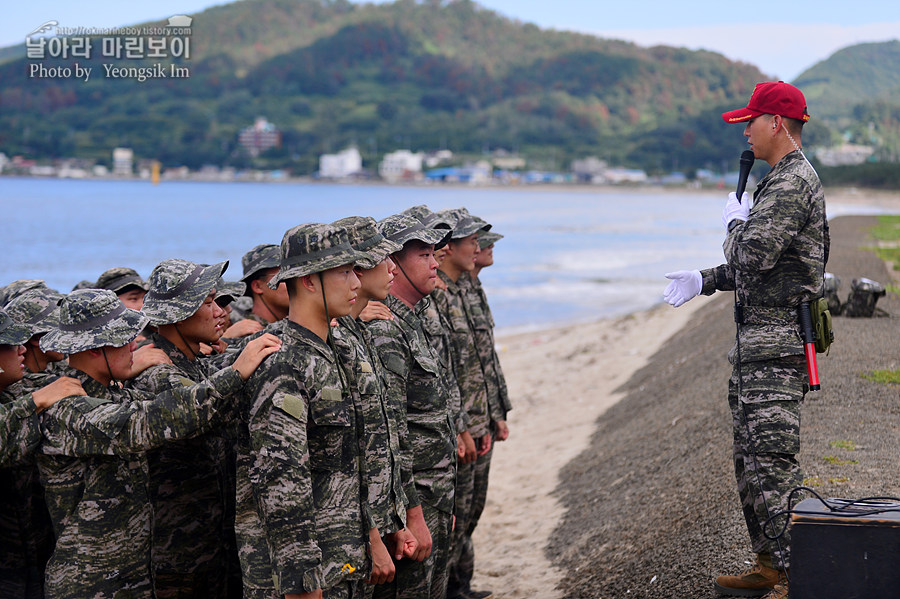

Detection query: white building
xmin=238 ymin=117 xmax=281 ymax=157
xmin=112 ymin=147 xmax=133 ymax=176
xmin=379 ymin=149 xmax=424 ymax=182
xmin=320 ymin=147 xmax=362 ymax=179
xmin=814 ymin=144 xmax=875 ymax=167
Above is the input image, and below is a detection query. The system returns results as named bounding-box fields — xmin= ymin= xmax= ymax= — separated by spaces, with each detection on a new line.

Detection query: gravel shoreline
xmin=549 ymin=215 xmax=899 ymax=598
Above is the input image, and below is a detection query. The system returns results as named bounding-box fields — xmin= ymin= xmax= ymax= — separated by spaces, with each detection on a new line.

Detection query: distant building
xmin=320 ymin=147 xmax=362 ymax=179
xmin=379 ymin=150 xmax=424 ymax=182
xmin=425 ymin=161 xmax=492 ymax=184
xmin=112 ymin=147 xmax=133 ymax=176
xmin=596 ymin=167 xmax=648 ymax=184
xmin=491 ymin=149 xmax=526 ymax=171
xmin=238 ymin=117 xmax=282 ymax=157
xmin=424 ymin=150 xmax=454 ymax=168
xmin=571 ymin=156 xmax=608 ymax=182
xmin=0 ymin=152 xmax=8 ymax=172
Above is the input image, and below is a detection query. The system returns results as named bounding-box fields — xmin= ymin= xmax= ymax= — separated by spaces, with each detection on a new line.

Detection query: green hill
xmin=0 ymin=0 xmax=779 ymax=173
xmin=794 ymin=40 xmax=900 ymax=124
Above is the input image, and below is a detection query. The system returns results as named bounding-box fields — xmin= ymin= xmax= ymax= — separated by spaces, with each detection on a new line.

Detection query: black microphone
xmin=736 ymin=149 xmax=755 ymax=201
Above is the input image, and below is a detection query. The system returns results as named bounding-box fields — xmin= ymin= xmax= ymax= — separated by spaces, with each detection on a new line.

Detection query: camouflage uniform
xmin=452 ymin=266 xmax=512 ymax=597
xmin=366 ymin=294 xmax=458 ymax=599
xmin=129 ymin=259 xmax=234 ymax=599
xmin=700 ymin=149 xmax=829 ymax=569
xmin=35 ymin=288 xmax=244 ymax=599
xmin=236 ymin=224 xmax=370 ymax=598
xmin=0 ymin=309 xmax=53 ymax=599
xmin=334 ymin=316 xmax=408 ymax=537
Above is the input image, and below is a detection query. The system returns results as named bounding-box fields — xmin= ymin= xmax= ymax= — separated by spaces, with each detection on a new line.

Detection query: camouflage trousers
xmin=448 ymin=445 xmax=493 ymax=597
xmin=728 ymin=355 xmax=807 ymax=570
xmin=372 ymin=502 xmax=452 ymax=599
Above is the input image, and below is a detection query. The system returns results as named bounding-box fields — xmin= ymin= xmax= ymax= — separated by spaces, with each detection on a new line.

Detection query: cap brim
xmin=355 ymin=237 xmax=404 ymax=270
xmin=269 ymin=248 xmax=370 ymax=287
xmin=722 ymin=107 xmax=764 ymax=124
xmin=0 ymin=321 xmax=34 ymax=346
xmin=40 ymin=308 xmax=149 ymax=354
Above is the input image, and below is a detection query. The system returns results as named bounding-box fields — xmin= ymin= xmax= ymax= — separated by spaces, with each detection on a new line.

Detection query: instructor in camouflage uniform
xmin=664 ymin=81 xmax=828 ymax=599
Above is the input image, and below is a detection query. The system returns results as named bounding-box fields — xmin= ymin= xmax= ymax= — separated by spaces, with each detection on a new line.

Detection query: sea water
xmin=0 ymin=177 xmax=877 ymax=333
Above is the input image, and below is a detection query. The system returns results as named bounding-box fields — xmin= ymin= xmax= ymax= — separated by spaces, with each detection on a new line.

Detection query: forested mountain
xmin=1 ymin=0 xmax=891 ymax=174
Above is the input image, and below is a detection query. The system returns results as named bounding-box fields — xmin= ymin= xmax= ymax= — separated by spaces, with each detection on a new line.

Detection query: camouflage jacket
xmin=126 ymin=333 xmax=232 ymax=582
xmin=0 ymin=383 xmax=54 ymax=577
xmin=419 ymin=298 xmax=467 ymax=435
xmin=240 ymin=319 xmax=367 ymax=594
xmin=433 ymin=271 xmax=491 ymax=438
xmin=701 ymin=150 xmax=829 ymax=363
xmin=459 ymin=273 xmax=512 ymax=421
xmin=0 ymin=384 xmax=41 ymax=469
xmin=37 ymin=364 xmax=241 ymax=598
xmin=365 ymin=294 xmax=458 ymax=515
xmin=335 ymin=314 xmax=408 ymax=535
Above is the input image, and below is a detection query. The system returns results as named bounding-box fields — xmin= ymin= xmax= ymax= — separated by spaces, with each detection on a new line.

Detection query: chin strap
xmin=101 ymin=348 xmax=118 ymax=387
xmin=173 ymin=323 xmax=198 ymax=361
xmin=394 ymin=256 xmax=429 ymax=299
xmin=317 ymin=272 xmax=349 ymax=391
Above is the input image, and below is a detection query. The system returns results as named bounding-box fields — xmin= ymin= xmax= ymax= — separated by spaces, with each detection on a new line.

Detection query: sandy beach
xmin=470 ymin=190 xmax=900 ymax=598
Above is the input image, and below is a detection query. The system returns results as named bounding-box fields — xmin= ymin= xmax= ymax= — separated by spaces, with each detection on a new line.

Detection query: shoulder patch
xmin=359 ymin=361 xmax=373 ymax=374
xmin=279 ymin=393 xmax=306 ymax=422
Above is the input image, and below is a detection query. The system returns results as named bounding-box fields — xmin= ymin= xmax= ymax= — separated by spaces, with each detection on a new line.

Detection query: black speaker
xmin=791 ymin=497 xmax=900 ymax=599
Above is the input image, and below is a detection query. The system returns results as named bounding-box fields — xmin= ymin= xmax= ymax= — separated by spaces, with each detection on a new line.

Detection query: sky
xmin=4 ymin=0 xmax=900 ymax=81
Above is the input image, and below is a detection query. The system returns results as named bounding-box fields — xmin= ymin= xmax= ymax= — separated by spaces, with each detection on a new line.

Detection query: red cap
xmin=722 ymin=81 xmax=810 ymax=124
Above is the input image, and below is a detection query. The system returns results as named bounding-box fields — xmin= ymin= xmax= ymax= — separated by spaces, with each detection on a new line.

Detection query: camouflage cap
xmin=215 ymin=278 xmax=246 ymax=307
xmin=95 ymin=267 xmax=149 ymax=294
xmin=142 ymin=259 xmax=229 ymax=326
xmin=332 ymin=216 xmax=402 ymax=270
xmin=401 ymin=205 xmax=456 ymax=229
xmin=0 ymin=279 xmax=49 ymax=308
xmin=40 ymin=289 xmax=149 ymax=354
xmin=240 ymin=244 xmax=281 ymax=283
xmin=5 ymin=288 xmax=65 ymax=336
xmin=478 ymin=230 xmax=504 ymax=249
xmin=446 ymin=207 xmax=492 ymax=239
xmin=377 ymin=214 xmax=452 ymax=251
xmin=269 ymin=223 xmax=369 ymax=288
xmin=0 ymin=307 xmax=33 ymax=346
xmin=72 ymin=280 xmax=96 ymax=292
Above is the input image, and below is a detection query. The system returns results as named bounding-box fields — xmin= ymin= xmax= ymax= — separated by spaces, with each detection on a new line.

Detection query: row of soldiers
xmin=0 ymin=204 xmax=511 ymax=599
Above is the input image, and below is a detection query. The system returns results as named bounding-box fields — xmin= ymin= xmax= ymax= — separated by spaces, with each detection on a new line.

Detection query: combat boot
xmin=714 ymin=554 xmax=786 ymax=597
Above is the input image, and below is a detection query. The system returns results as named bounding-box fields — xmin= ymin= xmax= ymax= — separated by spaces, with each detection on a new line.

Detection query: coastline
xmin=471 ymin=295 xmax=715 ymax=598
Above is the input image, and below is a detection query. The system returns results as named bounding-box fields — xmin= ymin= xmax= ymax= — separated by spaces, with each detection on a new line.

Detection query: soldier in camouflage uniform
xmin=237 ymin=223 xmax=372 ymax=599
xmin=429 ymin=209 xmax=495 ymax=599
xmin=451 ymin=225 xmax=512 ymax=599
xmin=35 ymin=288 xmax=279 ymax=599
xmin=240 ymin=243 xmax=290 ymax=327
xmin=331 ymin=216 xmax=418 ymax=593
xmin=95 ymin=267 xmax=149 ymax=311
xmin=365 ymin=214 xmax=461 ymax=599
xmin=5 ymin=289 xmax=67 ymax=379
xmin=664 ymin=82 xmax=828 ymax=599
xmin=0 ymin=309 xmax=84 ymax=599
xmin=128 ymin=259 xmax=236 ymax=599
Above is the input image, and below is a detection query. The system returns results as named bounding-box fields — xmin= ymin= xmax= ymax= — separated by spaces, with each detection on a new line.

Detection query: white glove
xmin=663 ymin=270 xmax=702 ymax=307
xmin=722 ymin=191 xmax=750 ymax=229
